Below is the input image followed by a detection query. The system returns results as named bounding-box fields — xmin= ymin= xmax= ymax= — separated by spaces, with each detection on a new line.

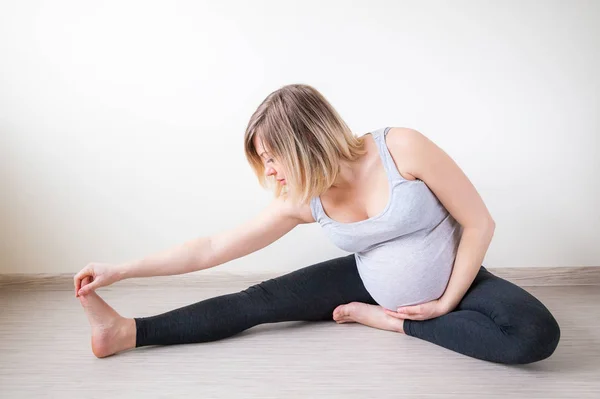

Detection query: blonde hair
xmin=243 ymin=84 xmax=368 ymax=206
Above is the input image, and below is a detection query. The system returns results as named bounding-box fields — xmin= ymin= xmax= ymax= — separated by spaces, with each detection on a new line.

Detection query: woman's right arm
xmin=119 ymin=195 xmax=304 ymax=280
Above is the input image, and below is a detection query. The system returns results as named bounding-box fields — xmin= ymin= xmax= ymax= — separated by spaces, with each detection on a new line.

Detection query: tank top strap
xmin=372 ymin=127 xmax=407 ymax=183
xmin=311 ymin=126 xmax=407 ymax=225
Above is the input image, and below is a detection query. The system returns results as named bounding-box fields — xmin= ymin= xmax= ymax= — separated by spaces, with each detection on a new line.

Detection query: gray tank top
xmin=310 ymin=127 xmax=463 ymax=310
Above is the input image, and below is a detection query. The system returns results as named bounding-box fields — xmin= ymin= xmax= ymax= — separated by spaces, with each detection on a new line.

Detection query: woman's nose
xmin=265 ymin=167 xmax=276 ymax=177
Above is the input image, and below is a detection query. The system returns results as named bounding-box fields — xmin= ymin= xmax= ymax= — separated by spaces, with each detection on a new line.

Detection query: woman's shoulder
xmin=295 ymin=200 xmax=317 ymax=224
xmin=274 ymin=194 xmax=317 ymax=224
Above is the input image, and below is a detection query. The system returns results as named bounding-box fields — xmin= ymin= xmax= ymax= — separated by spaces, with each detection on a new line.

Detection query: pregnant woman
xmin=74 ymin=84 xmax=560 ymax=364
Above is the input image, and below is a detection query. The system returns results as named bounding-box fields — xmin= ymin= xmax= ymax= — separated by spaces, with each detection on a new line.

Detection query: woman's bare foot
xmin=333 ymin=302 xmax=405 ymax=334
xmin=78 ymin=291 xmax=136 ymax=358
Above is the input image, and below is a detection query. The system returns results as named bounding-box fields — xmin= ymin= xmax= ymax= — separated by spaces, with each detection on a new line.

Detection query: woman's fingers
xmin=384 ymin=309 xmax=424 ymax=320
xmin=74 ymin=262 xmax=117 ymax=297
xmin=74 ymin=267 xmax=89 ymax=293
xmin=74 ymin=268 xmax=92 ymax=297
xmin=78 ymin=276 xmax=94 ymax=296
xmin=384 ymin=309 xmax=405 ymax=319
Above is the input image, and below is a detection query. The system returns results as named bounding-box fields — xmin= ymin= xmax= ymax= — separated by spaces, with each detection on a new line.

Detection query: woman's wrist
xmin=116 ymin=262 xmax=133 ymax=281
xmin=438 ymin=297 xmax=456 ymax=314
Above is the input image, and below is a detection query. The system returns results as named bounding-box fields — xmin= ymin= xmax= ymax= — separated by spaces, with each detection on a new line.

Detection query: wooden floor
xmin=0 ymin=273 xmax=599 ymax=398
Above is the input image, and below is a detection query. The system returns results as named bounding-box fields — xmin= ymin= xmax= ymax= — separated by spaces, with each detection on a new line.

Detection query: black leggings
xmin=134 ymin=254 xmax=560 ymax=364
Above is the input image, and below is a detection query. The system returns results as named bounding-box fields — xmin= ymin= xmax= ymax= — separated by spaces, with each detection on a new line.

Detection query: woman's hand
xmin=383 ymin=299 xmax=452 ymax=321
xmin=73 ymin=262 xmax=123 ymax=297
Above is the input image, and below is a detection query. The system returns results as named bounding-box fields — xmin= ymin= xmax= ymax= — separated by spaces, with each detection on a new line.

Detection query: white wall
xmin=1 ymin=0 xmax=598 ymax=274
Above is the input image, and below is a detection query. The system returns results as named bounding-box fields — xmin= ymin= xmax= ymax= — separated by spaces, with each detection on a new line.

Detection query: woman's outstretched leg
xmin=91 ymin=254 xmax=383 ymax=352
xmin=403 ymin=266 xmax=561 ymax=364
xmin=134 ymin=254 xmax=377 ymax=348
xmin=78 ymin=254 xmax=381 ymax=357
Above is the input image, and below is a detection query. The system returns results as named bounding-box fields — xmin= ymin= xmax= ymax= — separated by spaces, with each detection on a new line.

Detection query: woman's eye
xmin=267 ymin=158 xmax=274 ymax=163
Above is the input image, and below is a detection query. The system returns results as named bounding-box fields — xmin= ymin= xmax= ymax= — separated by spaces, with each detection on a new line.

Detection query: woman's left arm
xmin=385 ymin=128 xmax=495 ymax=319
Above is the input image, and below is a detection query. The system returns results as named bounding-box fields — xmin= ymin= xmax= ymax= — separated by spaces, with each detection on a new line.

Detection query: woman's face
xmin=253 ymin=135 xmax=287 ymax=185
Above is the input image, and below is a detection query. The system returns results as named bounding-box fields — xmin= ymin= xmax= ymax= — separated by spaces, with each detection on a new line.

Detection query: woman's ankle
xmin=119 ymin=318 xmax=137 ymax=351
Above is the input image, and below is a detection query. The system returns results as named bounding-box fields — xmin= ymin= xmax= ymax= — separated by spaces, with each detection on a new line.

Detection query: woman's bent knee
xmin=533 ymin=312 xmax=561 ymax=362
xmin=506 ymin=310 xmax=561 ymax=364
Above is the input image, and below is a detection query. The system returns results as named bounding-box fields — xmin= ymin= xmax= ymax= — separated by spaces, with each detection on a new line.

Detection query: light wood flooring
xmin=0 ymin=271 xmax=598 ymax=398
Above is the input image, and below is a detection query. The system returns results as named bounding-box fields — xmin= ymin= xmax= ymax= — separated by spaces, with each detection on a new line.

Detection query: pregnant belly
xmin=355 ymin=256 xmax=454 ymax=310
